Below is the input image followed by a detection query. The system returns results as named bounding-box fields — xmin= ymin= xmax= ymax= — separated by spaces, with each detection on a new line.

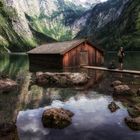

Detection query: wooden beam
xmin=82 ymin=66 xmax=140 ymax=75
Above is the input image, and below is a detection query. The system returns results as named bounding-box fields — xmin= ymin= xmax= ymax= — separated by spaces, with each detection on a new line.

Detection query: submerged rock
xmin=125 ymin=116 xmax=140 ymax=130
xmin=113 ymin=85 xmax=132 ymax=95
xmin=108 ymin=101 xmax=120 ymax=112
xmin=68 ymin=73 xmax=89 ymax=85
xmin=0 ymin=79 xmax=17 ymax=93
xmin=111 ymin=80 xmax=122 ymax=87
xmin=128 ymin=106 xmax=140 ymax=118
xmin=34 ymin=72 xmax=89 ymax=87
xmin=137 ymin=88 xmax=140 ymax=96
xmin=0 ymin=74 xmax=9 ymax=79
xmin=42 ymin=108 xmax=74 ymax=129
xmin=0 ymin=122 xmax=17 ymax=136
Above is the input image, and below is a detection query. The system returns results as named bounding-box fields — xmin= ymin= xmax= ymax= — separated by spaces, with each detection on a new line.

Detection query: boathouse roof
xmin=27 ymin=39 xmax=103 ymax=55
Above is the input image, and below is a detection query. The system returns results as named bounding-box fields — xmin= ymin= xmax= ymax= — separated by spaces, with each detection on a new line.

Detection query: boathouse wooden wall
xmin=28 ymin=41 xmax=104 ymax=70
xmin=63 ymin=42 xmax=104 ymax=68
xmin=28 ymin=54 xmax=63 ymax=70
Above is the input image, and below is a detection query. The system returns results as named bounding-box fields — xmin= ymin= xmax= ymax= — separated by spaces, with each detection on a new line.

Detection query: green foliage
xmin=0 ymin=0 xmax=85 ymax=52
xmin=26 ymin=0 xmax=85 ymax=42
xmin=59 ymin=30 xmax=73 ymax=41
xmin=136 ymin=12 xmax=140 ymax=31
xmin=0 ymin=36 xmax=9 ymax=53
xmin=42 ymin=20 xmax=73 ymax=41
xmin=28 ymin=13 xmax=74 ymax=41
xmin=78 ymin=0 xmax=140 ymax=51
xmin=0 ymin=54 xmax=28 ymax=78
xmin=0 ymin=0 xmax=38 ymax=53
xmin=96 ymin=0 xmax=140 ymax=51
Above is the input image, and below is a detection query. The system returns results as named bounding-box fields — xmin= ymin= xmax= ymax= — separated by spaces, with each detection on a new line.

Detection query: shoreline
xmin=8 ymin=52 xmax=27 ymax=55
xmin=107 ymin=51 xmax=140 ymax=53
xmin=3 ymin=51 xmax=140 ymax=55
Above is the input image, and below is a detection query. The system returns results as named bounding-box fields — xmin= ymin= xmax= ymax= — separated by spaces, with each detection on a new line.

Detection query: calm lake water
xmin=0 ymin=52 xmax=140 ymax=140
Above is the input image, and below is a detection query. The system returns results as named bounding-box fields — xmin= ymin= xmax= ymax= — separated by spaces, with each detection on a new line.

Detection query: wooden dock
xmin=82 ymin=66 xmax=140 ymax=75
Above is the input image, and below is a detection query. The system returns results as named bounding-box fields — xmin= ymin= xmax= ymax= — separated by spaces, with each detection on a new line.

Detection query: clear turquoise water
xmin=0 ymin=52 xmax=139 ymax=140
xmin=105 ymin=52 xmax=140 ymax=70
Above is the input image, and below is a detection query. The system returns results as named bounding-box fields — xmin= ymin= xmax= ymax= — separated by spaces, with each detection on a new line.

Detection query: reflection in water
xmin=0 ymin=53 xmax=140 ymax=140
xmin=17 ymin=93 xmax=140 ymax=140
xmin=0 ymin=54 xmax=28 ymax=79
xmin=94 ymin=72 xmax=140 ymax=95
xmin=14 ymin=69 xmax=104 ymax=111
xmin=105 ymin=52 xmax=140 ymax=70
xmin=0 ymin=54 xmax=28 ymax=140
xmin=1 ymin=68 xmax=104 ymax=128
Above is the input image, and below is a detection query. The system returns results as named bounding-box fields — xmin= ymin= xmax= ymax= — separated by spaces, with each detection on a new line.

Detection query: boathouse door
xmin=80 ymin=51 xmax=88 ymax=66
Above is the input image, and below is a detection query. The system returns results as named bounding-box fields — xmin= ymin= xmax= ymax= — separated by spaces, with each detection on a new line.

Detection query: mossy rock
xmin=42 ymin=108 xmax=74 ymax=129
xmin=0 ymin=122 xmax=17 ymax=136
xmin=35 ymin=72 xmax=88 ymax=87
xmin=113 ymin=85 xmax=134 ymax=96
xmin=108 ymin=101 xmax=120 ymax=113
xmin=128 ymin=106 xmax=140 ymax=118
xmin=111 ymin=80 xmax=122 ymax=87
xmin=125 ymin=117 xmax=140 ymax=131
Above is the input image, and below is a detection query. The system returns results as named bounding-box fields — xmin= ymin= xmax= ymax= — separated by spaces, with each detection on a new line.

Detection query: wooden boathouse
xmin=27 ymin=39 xmax=104 ymax=69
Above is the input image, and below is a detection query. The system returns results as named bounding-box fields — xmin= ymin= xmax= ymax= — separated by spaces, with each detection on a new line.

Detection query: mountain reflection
xmin=0 ymin=54 xmax=28 ymax=79
xmin=16 ymin=93 xmax=134 ymax=140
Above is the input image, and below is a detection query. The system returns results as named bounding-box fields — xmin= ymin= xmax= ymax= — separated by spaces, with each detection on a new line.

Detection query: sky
xmin=79 ymin=0 xmax=107 ymax=3
xmin=67 ymin=0 xmax=108 ymax=7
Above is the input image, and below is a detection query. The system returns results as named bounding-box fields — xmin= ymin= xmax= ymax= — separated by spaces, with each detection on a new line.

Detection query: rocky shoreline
xmin=0 ymin=122 xmax=19 ymax=140
xmin=0 ymin=72 xmax=140 ymax=133
xmin=0 ymin=75 xmax=17 ymax=93
xmin=31 ymin=72 xmax=89 ymax=88
xmin=42 ymin=108 xmax=74 ymax=129
xmin=110 ymin=80 xmax=140 ymax=130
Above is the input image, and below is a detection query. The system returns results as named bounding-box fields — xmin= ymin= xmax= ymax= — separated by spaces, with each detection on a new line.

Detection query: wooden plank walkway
xmin=82 ymin=66 xmax=140 ymax=75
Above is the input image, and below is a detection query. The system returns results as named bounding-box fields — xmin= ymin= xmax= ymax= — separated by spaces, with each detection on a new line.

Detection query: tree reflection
xmin=0 ymin=54 xmax=28 ymax=79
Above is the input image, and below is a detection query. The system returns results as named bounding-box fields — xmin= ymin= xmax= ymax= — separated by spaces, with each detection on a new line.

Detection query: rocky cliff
xmin=0 ymin=0 xmax=56 ymax=52
xmin=77 ymin=0 xmax=140 ymax=51
xmin=0 ymin=0 xmax=87 ymax=52
xmin=0 ymin=0 xmax=139 ymax=52
xmin=0 ymin=0 xmax=34 ymax=52
xmin=96 ymin=0 xmax=140 ymax=51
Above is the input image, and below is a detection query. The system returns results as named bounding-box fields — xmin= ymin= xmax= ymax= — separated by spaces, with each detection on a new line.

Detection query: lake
xmin=0 ymin=52 xmax=140 ymax=140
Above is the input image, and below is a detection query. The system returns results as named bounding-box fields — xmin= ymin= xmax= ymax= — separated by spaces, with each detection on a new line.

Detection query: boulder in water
xmin=137 ymin=88 xmax=140 ymax=96
xmin=0 ymin=79 xmax=17 ymax=93
xmin=113 ymin=85 xmax=132 ymax=95
xmin=34 ymin=72 xmax=89 ymax=87
xmin=42 ymin=108 xmax=74 ymax=129
xmin=125 ymin=116 xmax=140 ymax=130
xmin=0 ymin=122 xmax=17 ymax=136
xmin=127 ymin=106 xmax=140 ymax=118
xmin=108 ymin=101 xmax=120 ymax=112
xmin=111 ymin=80 xmax=122 ymax=87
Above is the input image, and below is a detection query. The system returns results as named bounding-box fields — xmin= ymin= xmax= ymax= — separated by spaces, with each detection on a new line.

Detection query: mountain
xmin=0 ymin=0 xmax=33 ymax=52
xmin=0 ymin=0 xmax=139 ymax=52
xmin=2 ymin=0 xmax=109 ymax=46
xmin=26 ymin=0 xmax=87 ymax=41
xmin=0 ymin=0 xmax=56 ymax=52
xmin=96 ymin=0 xmax=140 ymax=51
xmin=68 ymin=0 xmax=104 ymax=8
xmin=77 ymin=0 xmax=140 ymax=51
xmin=0 ymin=0 xmax=88 ymax=52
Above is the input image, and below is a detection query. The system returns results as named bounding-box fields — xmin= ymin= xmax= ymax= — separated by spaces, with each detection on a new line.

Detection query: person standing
xmin=118 ymin=47 xmax=125 ymax=70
